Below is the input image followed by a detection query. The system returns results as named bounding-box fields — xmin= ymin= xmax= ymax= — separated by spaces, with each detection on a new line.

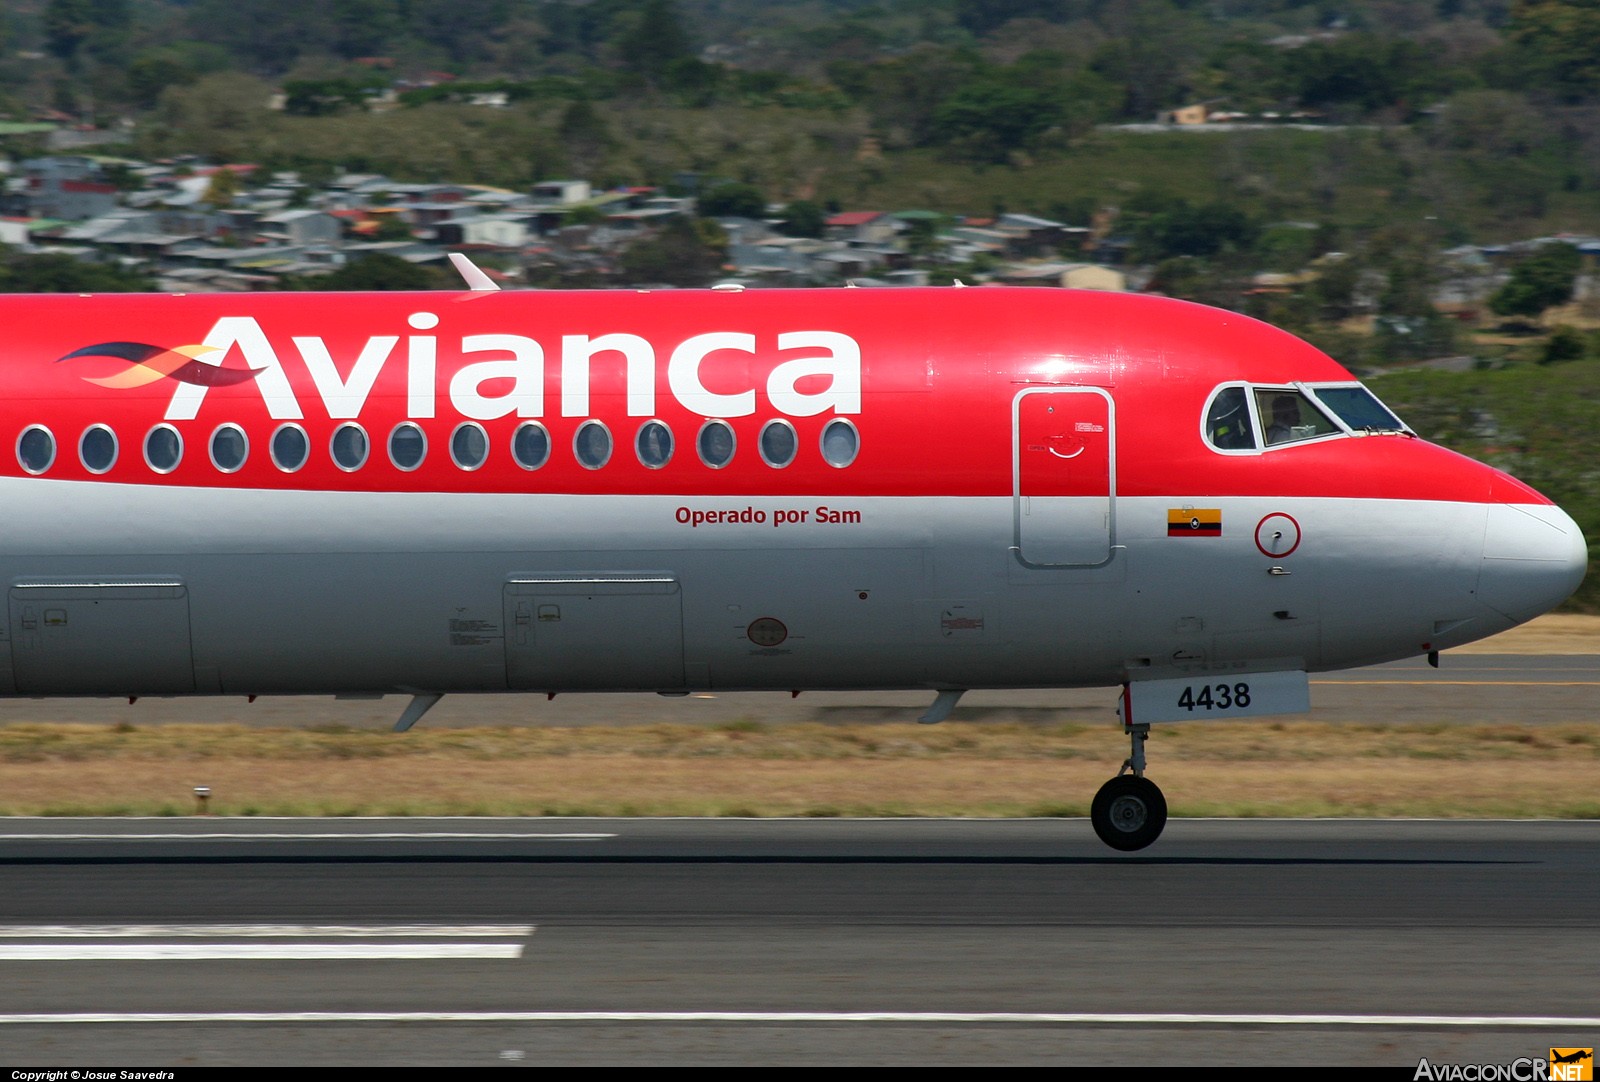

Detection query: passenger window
xmin=80 ymin=425 xmax=118 ymax=474
xmin=144 ymin=425 xmax=182 ymax=473
xmin=271 ymin=424 xmax=309 ymax=472
xmin=389 ymin=422 xmax=426 ymax=471
xmin=1205 ymin=387 xmax=1256 ymax=451
xmin=820 ymin=419 xmax=859 ymax=468
xmin=210 ymin=424 xmax=247 ymax=472
xmin=452 ymin=422 xmax=489 ymax=470
xmin=511 ymin=422 xmax=549 ymax=470
xmin=574 ymin=421 xmax=611 ymax=469
xmin=17 ymin=426 xmax=55 ymax=474
xmin=698 ymin=420 xmax=735 ymax=469
xmin=1256 ymin=389 xmax=1338 ymax=446
xmin=759 ymin=420 xmax=797 ymax=468
xmin=331 ymin=423 xmax=369 ymax=471
xmin=636 ymin=421 xmax=672 ymax=469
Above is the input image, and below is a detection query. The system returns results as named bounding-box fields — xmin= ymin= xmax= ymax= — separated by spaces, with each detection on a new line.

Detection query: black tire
xmin=1090 ymin=775 xmax=1167 ymax=851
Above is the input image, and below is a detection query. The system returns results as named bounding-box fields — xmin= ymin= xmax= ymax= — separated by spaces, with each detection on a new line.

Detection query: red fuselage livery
xmin=0 ymin=285 xmax=1584 ymax=849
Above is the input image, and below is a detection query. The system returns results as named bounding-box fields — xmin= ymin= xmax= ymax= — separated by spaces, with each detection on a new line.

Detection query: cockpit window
xmin=1256 ymin=389 xmax=1339 ymax=446
xmin=1205 ymin=386 xmax=1256 ymax=450
xmin=1310 ymin=385 xmax=1405 ymax=432
xmin=1206 ymin=380 xmax=1410 ymax=454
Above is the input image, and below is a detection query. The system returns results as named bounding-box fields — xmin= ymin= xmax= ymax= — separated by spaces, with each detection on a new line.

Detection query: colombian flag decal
xmin=1168 ymin=508 xmax=1222 ymax=537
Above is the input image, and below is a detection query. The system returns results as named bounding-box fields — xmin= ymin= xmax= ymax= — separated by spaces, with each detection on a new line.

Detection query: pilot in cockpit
xmin=1265 ymin=395 xmax=1300 ymax=445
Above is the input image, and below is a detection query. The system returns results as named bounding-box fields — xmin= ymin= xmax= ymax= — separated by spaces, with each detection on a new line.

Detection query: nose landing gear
xmin=1090 ymin=723 xmax=1168 ymax=851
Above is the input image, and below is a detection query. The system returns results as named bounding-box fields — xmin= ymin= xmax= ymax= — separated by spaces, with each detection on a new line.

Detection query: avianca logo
xmin=67 ymin=313 xmax=864 ymax=423
xmin=59 ymin=341 xmax=263 ymax=388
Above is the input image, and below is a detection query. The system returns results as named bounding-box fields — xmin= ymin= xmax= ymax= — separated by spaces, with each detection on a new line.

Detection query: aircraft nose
xmin=1478 ymin=500 xmax=1589 ymax=625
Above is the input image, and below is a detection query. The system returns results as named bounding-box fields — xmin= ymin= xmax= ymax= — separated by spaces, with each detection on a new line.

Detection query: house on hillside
xmin=825 ymin=211 xmax=902 ymax=247
xmin=258 ymin=209 xmax=341 ymax=247
xmin=532 ymin=180 xmax=592 ymax=205
xmin=59 ymin=209 xmax=206 ymax=264
xmin=4 ymin=157 xmax=118 ymax=220
xmin=1160 ymin=103 xmax=1209 ymax=125
xmin=995 ymin=213 xmax=1079 ymax=256
xmin=435 ymin=214 xmax=531 ymax=249
xmin=0 ymin=216 xmax=35 ymax=247
xmin=1060 ymin=263 xmax=1126 ymax=291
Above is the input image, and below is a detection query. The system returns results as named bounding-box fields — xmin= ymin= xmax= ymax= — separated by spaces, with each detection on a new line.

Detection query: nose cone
xmin=1479 ymin=499 xmax=1589 ymax=625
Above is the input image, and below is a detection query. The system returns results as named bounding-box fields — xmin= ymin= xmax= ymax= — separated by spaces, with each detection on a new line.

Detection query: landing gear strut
xmin=1091 ymin=723 xmax=1167 ymax=851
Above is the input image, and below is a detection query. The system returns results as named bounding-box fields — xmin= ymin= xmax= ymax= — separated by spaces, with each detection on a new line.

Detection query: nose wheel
xmin=1091 ymin=774 xmax=1167 ymax=850
xmin=1090 ymin=722 xmax=1168 ymax=851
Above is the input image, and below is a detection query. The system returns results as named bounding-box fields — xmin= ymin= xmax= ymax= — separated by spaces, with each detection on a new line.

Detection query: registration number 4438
xmin=1177 ymin=682 xmax=1251 ymax=712
xmin=1120 ymin=670 xmax=1310 ymax=725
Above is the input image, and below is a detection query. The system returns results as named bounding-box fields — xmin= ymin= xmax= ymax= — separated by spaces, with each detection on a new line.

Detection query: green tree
xmin=44 ymin=0 xmax=129 ymax=68
xmin=1541 ymin=325 xmax=1588 ymax=363
xmin=299 ymin=253 xmax=442 ymax=291
xmin=777 ymin=201 xmax=826 ymax=238
xmin=371 ymin=215 xmax=414 ymax=241
xmin=100 ymin=162 xmax=145 ymax=193
xmin=933 ymin=77 xmax=1064 ymax=162
xmin=952 ymin=0 xmax=1071 ymax=37
xmin=394 ymin=0 xmax=520 ymax=67
xmin=1133 ymin=201 xmax=1258 ymax=263
xmin=617 ymin=0 xmax=693 ymax=85
xmin=663 ymin=57 xmax=725 ymax=106
xmin=1292 ymin=35 xmax=1455 ymax=117
xmin=1363 ymin=226 xmax=1460 ymax=362
xmin=282 ymin=77 xmax=381 ymax=117
xmin=0 ymin=251 xmax=154 ymax=293
xmin=150 ymin=73 xmax=275 ymax=160
xmin=1308 ymin=255 xmax=1364 ymax=323
xmin=1146 ymin=255 xmax=1210 ymax=299
xmin=617 ymin=217 xmax=724 ymax=287
xmin=128 ymin=51 xmax=194 ymax=109
xmin=1491 ymin=242 xmax=1583 ymax=318
xmin=185 ymin=0 xmax=337 ymax=73
xmin=201 ymin=169 xmax=240 ymax=209
xmin=1507 ymin=0 xmax=1600 ymax=103
xmin=1087 ymin=3 xmax=1200 ymax=122
xmin=557 ymin=99 xmax=613 ymax=176
xmin=832 ymin=46 xmax=982 ymax=148
xmin=329 ymin=0 xmax=402 ymax=60
xmin=698 ymin=182 xmax=766 ymax=219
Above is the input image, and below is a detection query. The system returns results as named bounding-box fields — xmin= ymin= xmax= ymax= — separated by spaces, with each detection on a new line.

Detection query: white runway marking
xmin=0 ymin=924 xmax=533 ymax=938
xmin=0 ymin=944 xmax=525 ymax=960
xmin=0 ymin=924 xmax=533 ymax=960
xmin=0 ymin=832 xmax=615 ymax=840
xmin=0 ymin=1011 xmax=1595 ymax=1027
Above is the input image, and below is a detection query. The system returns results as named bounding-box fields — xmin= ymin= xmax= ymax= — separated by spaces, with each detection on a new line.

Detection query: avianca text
xmin=155 ymin=314 xmax=863 ymax=422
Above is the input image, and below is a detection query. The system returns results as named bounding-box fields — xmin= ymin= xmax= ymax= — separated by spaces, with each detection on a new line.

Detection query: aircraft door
xmin=8 ymin=580 xmax=196 ymax=694
xmin=1014 ymin=387 xmax=1115 ymax=567
xmin=504 ymin=575 xmax=685 ymax=691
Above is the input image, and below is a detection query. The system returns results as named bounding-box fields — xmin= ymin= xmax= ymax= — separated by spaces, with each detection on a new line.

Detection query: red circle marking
xmin=1254 ymin=512 xmax=1301 ymax=558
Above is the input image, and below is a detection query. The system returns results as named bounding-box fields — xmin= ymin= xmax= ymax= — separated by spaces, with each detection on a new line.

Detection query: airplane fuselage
xmin=0 ymin=287 xmax=1582 ymax=704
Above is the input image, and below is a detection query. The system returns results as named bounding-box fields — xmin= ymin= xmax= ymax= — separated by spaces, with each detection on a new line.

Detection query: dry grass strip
xmin=0 ymin=721 xmax=1594 ymax=819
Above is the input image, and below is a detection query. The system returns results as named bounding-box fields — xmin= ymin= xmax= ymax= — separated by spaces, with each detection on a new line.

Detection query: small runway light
xmin=193 ymin=786 xmax=211 ymax=815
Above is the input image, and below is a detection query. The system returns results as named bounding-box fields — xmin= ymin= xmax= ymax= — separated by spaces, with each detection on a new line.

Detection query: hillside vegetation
xmin=2 ymin=2 xmax=1598 ymax=605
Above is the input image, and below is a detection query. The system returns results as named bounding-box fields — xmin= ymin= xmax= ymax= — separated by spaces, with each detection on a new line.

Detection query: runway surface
xmin=0 ymin=817 xmax=1596 ymax=1065
xmin=1 ymin=638 xmax=1596 ymax=1064
xmin=0 ymin=652 xmax=1596 ymax=730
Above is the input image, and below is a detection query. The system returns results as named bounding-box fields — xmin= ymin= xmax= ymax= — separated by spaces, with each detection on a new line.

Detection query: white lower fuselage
xmin=0 ymin=481 xmax=1580 ymax=698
